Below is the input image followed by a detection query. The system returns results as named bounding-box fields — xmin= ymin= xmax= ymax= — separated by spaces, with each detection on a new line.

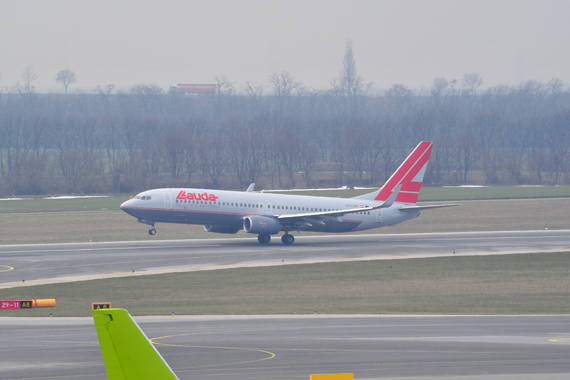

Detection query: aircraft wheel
xmin=281 ymin=234 xmax=294 ymax=245
xmin=258 ymin=234 xmax=271 ymax=244
xmin=149 ymin=228 xmax=156 ymax=236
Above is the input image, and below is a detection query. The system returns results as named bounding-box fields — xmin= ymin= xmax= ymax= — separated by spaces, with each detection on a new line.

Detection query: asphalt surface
xmin=0 ymin=315 xmax=569 ymax=380
xmin=1 ymin=232 xmax=570 ymax=379
xmin=1 ymin=230 xmax=570 ymax=288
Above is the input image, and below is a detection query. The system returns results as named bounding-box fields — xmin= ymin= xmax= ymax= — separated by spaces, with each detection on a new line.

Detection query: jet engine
xmin=203 ymin=225 xmax=240 ymax=234
xmin=243 ymin=216 xmax=282 ymax=235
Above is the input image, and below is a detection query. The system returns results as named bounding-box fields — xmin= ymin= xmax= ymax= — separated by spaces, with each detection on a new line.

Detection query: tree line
xmin=0 ymin=38 xmax=568 ymax=196
xmin=0 ymin=76 xmax=568 ymax=196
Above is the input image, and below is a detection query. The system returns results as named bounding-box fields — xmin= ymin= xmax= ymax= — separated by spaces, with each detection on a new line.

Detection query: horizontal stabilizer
xmin=399 ymin=204 xmax=459 ymax=211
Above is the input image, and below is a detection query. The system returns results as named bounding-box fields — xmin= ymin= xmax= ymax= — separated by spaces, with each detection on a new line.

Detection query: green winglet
xmin=92 ymin=308 xmax=179 ymax=380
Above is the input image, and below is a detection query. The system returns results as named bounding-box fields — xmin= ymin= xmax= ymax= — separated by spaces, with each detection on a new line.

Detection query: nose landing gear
xmin=148 ymin=228 xmax=156 ymax=235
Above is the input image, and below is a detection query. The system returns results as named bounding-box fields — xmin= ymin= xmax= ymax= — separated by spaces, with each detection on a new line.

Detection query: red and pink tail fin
xmin=353 ymin=141 xmax=433 ymax=204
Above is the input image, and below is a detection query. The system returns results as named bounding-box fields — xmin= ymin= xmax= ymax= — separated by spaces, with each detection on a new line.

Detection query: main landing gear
xmin=148 ymin=228 xmax=156 ymax=235
xmin=257 ymin=233 xmax=295 ymax=245
xmin=258 ymin=234 xmax=271 ymax=244
xmin=281 ymin=233 xmax=294 ymax=245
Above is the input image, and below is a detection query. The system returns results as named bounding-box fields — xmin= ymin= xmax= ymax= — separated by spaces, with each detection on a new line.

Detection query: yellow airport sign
xmin=33 ymin=299 xmax=56 ymax=308
xmin=92 ymin=302 xmax=111 ymax=310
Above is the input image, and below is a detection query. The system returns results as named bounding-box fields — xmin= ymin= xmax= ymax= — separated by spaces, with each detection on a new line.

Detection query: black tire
xmin=258 ymin=234 xmax=271 ymax=244
xmin=149 ymin=228 xmax=156 ymax=236
xmin=281 ymin=234 xmax=294 ymax=245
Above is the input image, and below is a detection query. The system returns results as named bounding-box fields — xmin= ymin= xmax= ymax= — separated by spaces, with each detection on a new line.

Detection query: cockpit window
xmin=134 ymin=196 xmax=142 ymax=199
xmin=140 ymin=196 xmax=152 ymax=201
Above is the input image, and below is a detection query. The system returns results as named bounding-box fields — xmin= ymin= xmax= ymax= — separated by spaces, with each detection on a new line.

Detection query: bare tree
xmin=335 ymin=39 xmax=371 ymax=96
xmin=461 ymin=73 xmax=484 ymax=96
xmin=215 ymin=75 xmax=236 ymax=96
xmin=548 ymin=77 xmax=563 ymax=94
xmin=16 ymin=65 xmax=38 ymax=98
xmin=242 ymin=81 xmax=264 ymax=98
xmin=269 ymin=72 xmax=302 ymax=96
xmin=430 ymin=77 xmax=449 ymax=99
xmin=386 ymin=83 xmax=412 ymax=98
xmin=55 ymin=69 xmax=77 ymax=94
xmin=92 ymin=84 xmax=115 ymax=104
xmin=162 ymin=127 xmax=189 ymax=182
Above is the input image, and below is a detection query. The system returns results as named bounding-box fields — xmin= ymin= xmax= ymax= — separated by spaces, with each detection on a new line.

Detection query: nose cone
xmin=120 ymin=199 xmax=134 ymax=209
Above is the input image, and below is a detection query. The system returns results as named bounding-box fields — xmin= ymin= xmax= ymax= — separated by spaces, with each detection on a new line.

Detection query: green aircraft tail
xmin=92 ymin=308 xmax=179 ymax=380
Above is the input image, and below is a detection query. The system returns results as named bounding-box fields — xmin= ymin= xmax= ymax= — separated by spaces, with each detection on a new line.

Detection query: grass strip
xmin=1 ymin=252 xmax=569 ymax=317
xmin=1 ymin=186 xmax=570 ymax=215
xmin=0 ymin=197 xmax=567 ymax=245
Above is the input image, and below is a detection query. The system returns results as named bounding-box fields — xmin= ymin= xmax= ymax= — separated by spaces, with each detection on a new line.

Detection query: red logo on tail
xmin=375 ymin=141 xmax=433 ymax=203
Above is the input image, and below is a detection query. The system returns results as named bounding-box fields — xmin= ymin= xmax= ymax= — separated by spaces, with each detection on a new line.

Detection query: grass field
xmin=1 ymin=252 xmax=569 ymax=317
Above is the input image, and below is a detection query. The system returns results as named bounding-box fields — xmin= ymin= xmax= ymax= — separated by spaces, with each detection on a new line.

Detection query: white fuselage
xmin=120 ymin=188 xmax=420 ymax=234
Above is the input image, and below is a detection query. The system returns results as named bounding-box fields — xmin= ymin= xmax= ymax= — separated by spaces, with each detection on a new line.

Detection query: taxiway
xmin=0 ymin=314 xmax=569 ymax=380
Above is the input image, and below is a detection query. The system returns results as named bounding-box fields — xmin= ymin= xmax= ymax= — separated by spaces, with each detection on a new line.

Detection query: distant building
xmin=169 ymin=84 xmax=216 ymax=95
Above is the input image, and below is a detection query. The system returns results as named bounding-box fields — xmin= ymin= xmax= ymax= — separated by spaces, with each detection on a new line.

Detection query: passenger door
xmin=163 ymin=192 xmax=172 ymax=210
xmin=376 ymin=209 xmax=383 ymax=224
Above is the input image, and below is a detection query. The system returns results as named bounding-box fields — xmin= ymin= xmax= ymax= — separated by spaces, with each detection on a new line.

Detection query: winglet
xmin=246 ymin=183 xmax=255 ymax=192
xmin=92 ymin=308 xmax=179 ymax=380
xmin=379 ymin=184 xmax=401 ymax=209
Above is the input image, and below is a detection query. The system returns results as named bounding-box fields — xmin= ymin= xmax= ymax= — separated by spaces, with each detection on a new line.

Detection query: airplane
xmin=120 ymin=141 xmax=454 ymax=245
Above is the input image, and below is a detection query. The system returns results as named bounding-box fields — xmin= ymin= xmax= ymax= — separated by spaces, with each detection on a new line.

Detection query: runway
xmin=1 ymin=230 xmax=570 ymax=288
xmin=0 ymin=314 xmax=569 ymax=380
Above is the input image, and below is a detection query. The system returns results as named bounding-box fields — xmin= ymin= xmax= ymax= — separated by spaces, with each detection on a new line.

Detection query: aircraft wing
xmin=277 ymin=205 xmax=379 ymax=223
xmin=277 ymin=186 xmax=401 ymax=225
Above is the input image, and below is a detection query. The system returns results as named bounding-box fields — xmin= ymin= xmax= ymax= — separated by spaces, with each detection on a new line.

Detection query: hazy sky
xmin=1 ymin=0 xmax=569 ymax=93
